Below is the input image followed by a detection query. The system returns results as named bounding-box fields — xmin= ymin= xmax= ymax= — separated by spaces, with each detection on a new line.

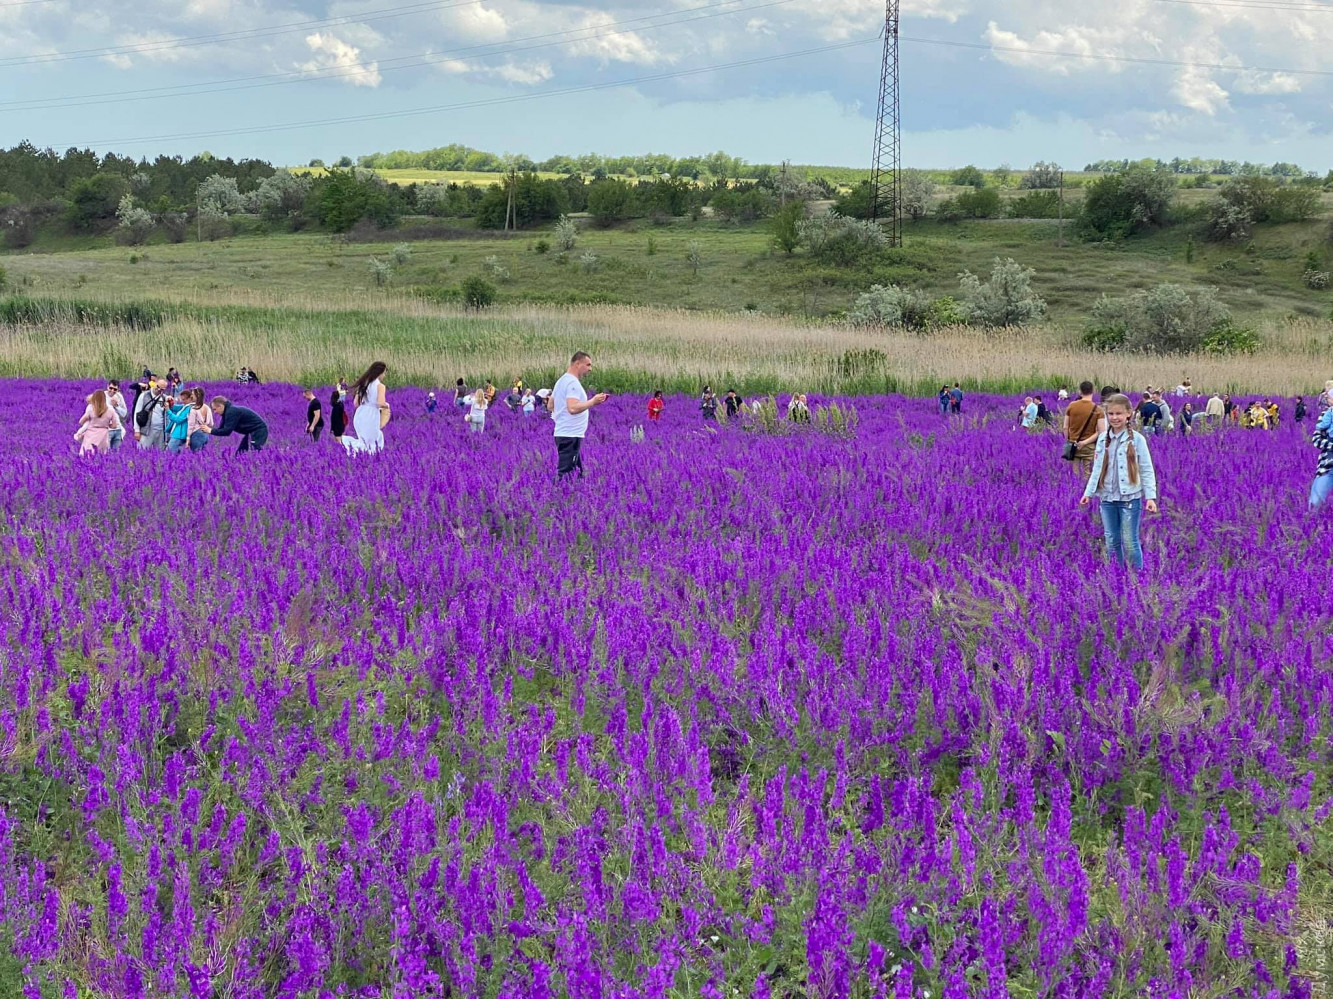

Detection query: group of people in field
xmin=1023 ymin=379 xmax=1315 ymax=437
xmin=1040 ymin=378 xmax=1333 ymax=571
xmin=75 ymin=372 xmax=268 ymax=455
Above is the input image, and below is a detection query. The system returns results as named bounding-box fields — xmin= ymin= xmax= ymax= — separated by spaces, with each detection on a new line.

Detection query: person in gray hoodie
xmin=132 ymin=378 xmax=170 ymax=450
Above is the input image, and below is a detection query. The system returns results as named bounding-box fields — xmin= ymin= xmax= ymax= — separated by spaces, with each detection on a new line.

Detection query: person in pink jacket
xmin=75 ymin=389 xmax=123 ymax=455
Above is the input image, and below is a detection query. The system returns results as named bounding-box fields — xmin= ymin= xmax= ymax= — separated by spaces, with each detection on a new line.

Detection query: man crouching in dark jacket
xmin=204 ymin=396 xmax=270 ymax=452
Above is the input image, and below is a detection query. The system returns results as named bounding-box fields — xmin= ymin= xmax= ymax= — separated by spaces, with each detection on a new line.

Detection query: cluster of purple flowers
xmin=0 ymin=379 xmax=1326 ymax=997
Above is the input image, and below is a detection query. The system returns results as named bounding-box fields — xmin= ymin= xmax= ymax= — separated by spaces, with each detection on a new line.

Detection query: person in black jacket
xmin=329 ymin=388 xmax=347 ymax=443
xmin=203 ymin=396 xmax=269 ymax=452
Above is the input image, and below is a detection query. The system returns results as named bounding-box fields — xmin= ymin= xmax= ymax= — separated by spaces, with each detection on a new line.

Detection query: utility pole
xmin=868 ymin=0 xmax=902 ymax=246
xmin=1057 ymin=169 xmax=1065 ymax=246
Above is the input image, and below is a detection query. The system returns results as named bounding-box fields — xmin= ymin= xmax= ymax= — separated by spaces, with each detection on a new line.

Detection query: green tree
xmin=1084 ymin=284 xmax=1234 ymax=352
xmin=67 ymin=173 xmax=130 ymax=231
xmin=957 ymin=257 xmax=1046 ymax=327
xmin=315 ymin=169 xmax=400 ymax=232
xmin=586 ymin=180 xmax=634 ymax=226
xmin=950 ymin=165 xmax=986 ymax=188
xmin=1080 ymin=165 xmax=1175 ymax=239
xmin=461 ymin=276 xmax=496 ymax=309
xmin=475 ymin=174 xmax=568 ymax=229
xmin=833 ymin=181 xmax=873 ymax=220
xmin=770 ymin=200 xmax=804 ymax=254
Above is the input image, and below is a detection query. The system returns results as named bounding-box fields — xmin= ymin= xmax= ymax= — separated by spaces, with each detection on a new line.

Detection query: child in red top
xmin=647 ymin=391 xmax=665 ymax=421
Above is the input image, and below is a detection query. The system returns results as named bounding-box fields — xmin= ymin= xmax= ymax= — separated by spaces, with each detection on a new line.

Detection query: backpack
xmin=135 ymin=393 xmax=162 ymax=430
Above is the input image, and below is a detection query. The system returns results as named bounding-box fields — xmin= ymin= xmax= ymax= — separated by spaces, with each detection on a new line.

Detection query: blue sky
xmin=2 ymin=0 xmax=1331 ymax=169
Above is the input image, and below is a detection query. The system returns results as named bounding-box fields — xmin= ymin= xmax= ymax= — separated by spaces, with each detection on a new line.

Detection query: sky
xmin=1 ymin=0 xmax=1332 ymax=170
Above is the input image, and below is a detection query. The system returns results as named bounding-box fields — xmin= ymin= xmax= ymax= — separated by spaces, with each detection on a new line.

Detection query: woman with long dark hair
xmin=350 ymin=361 xmax=389 ymax=454
xmin=330 ymin=387 xmax=347 ymax=445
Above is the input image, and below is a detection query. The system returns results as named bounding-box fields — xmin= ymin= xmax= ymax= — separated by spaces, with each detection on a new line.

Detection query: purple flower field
xmin=1 ymin=379 xmax=1330 ymax=998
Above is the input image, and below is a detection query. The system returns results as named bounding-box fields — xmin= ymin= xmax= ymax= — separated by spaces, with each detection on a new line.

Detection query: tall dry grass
xmin=1 ymin=303 xmax=1330 ymax=394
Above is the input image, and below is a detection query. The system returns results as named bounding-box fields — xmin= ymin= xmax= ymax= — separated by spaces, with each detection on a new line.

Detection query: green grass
xmin=6 ymin=214 xmax=1330 ymax=326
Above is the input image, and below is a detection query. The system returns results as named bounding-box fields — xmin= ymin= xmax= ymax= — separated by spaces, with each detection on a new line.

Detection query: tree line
xmin=354 ymin=146 xmax=753 ymax=182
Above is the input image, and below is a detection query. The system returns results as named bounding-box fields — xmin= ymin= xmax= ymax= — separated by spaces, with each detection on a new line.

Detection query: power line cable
xmin=0 ymin=0 xmax=486 ymax=67
xmin=1151 ymin=0 xmax=1333 ymax=12
xmin=0 ymin=0 xmax=798 ymax=112
xmin=903 ymin=33 xmax=1333 ymax=78
xmin=53 ymin=37 xmax=879 ymax=147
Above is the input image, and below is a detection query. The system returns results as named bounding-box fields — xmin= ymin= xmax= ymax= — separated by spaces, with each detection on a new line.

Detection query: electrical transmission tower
xmin=868 ymin=0 xmax=902 ymax=246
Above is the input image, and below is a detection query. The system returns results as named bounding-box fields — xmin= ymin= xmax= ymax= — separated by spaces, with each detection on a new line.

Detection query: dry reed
xmin=1 ymin=304 xmax=1329 ymax=394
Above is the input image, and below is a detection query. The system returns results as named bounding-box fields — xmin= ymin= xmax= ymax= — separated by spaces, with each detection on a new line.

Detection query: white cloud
xmin=982 ymin=20 xmax=1129 ymax=75
xmin=298 ymin=31 xmax=381 ymax=87
xmin=491 ymin=60 xmax=552 ymax=85
xmin=902 ymin=0 xmax=968 ymax=22
xmin=440 ymin=4 xmax=508 ymax=43
xmin=745 ymin=18 xmax=775 ymax=37
xmin=101 ymin=31 xmax=190 ymax=69
xmin=1172 ymin=66 xmax=1229 ymax=114
xmin=566 ymin=15 xmax=662 ymax=65
xmin=789 ymin=0 xmax=885 ymax=41
xmin=1233 ymin=70 xmax=1301 ymax=96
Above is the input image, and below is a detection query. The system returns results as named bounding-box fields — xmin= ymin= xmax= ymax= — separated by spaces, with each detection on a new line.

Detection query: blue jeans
xmin=189 ymin=431 xmax=209 ymax=452
xmin=109 ymin=429 xmax=124 ymax=451
xmin=167 ymin=437 xmax=187 ymax=453
xmin=1099 ymin=498 xmax=1144 ymax=569
xmin=1312 ymin=472 xmax=1333 ymax=509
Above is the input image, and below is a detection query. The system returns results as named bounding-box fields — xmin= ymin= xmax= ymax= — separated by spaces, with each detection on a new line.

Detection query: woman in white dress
xmin=348 ymin=361 xmax=389 ymax=454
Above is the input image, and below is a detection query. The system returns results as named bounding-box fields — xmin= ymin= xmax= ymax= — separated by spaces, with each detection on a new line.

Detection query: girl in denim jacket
xmin=1080 ymin=393 xmax=1159 ymax=569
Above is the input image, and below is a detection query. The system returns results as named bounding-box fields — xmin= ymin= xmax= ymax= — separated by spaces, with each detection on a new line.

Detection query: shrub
xmin=645 ymin=235 xmax=657 ymax=256
xmin=0 ymin=265 xmax=6 ymax=291
xmin=710 ymin=188 xmax=775 ymax=222
xmin=461 ymin=276 xmax=496 ymax=309
xmin=196 ymin=174 xmax=245 ymax=214
xmin=553 ymin=215 xmax=579 ymax=251
xmin=1084 ymin=284 xmax=1232 ymax=353
xmin=936 ymin=188 xmax=1002 ymax=221
xmin=1306 ymin=269 xmax=1331 ymax=290
xmin=114 ymin=195 xmax=156 ymax=246
xmin=586 ymin=180 xmax=634 ymax=227
xmin=579 ymin=252 xmax=599 ymax=274
xmin=534 ymin=239 xmax=550 ymax=254
xmin=255 ymin=170 xmax=311 ymax=223
xmin=798 ymin=212 xmax=888 ymax=266
xmin=1080 ymin=165 xmax=1176 ymax=239
xmin=957 ymin=257 xmax=1047 ymax=327
xmin=1202 ymin=319 xmax=1261 ymax=354
xmin=950 ymin=165 xmax=986 ymax=188
xmin=1205 ymin=201 xmax=1251 ymax=242
xmin=1007 ymin=190 xmax=1065 ymax=219
xmin=832 ymin=181 xmax=874 ymax=220
xmin=369 ymin=258 xmax=392 ymax=288
xmin=67 ymin=174 xmax=131 ymax=232
xmin=771 ymin=200 xmax=804 ymax=254
xmin=686 ymin=241 xmax=702 ymax=276
xmin=197 ymin=202 xmax=232 ymax=241
xmin=391 ymin=243 xmax=411 ymax=265
xmin=926 ymin=295 xmax=966 ymax=328
xmin=814 ymin=400 xmax=859 ymax=436
xmin=848 ymin=284 xmax=931 ymax=328
xmin=1271 ymin=185 xmax=1322 ymax=223
xmin=2 ymin=205 xmax=36 ymax=248
xmin=901 ymin=171 xmax=936 ymax=221
xmin=159 ymin=212 xmax=188 ymax=244
xmin=1021 ymin=161 xmax=1062 ymax=189
xmin=484 ymin=255 xmax=511 ymax=281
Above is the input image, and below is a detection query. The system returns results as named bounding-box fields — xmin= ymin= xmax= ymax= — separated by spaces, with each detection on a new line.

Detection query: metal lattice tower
xmin=868 ymin=0 xmax=902 ymax=246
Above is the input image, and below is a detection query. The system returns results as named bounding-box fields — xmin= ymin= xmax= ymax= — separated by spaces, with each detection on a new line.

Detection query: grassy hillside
xmin=5 ymin=215 xmax=1331 ymax=325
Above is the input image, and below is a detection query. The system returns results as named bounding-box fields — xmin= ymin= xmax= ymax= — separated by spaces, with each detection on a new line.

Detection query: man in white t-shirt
xmin=552 ymin=351 xmax=609 ymax=480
